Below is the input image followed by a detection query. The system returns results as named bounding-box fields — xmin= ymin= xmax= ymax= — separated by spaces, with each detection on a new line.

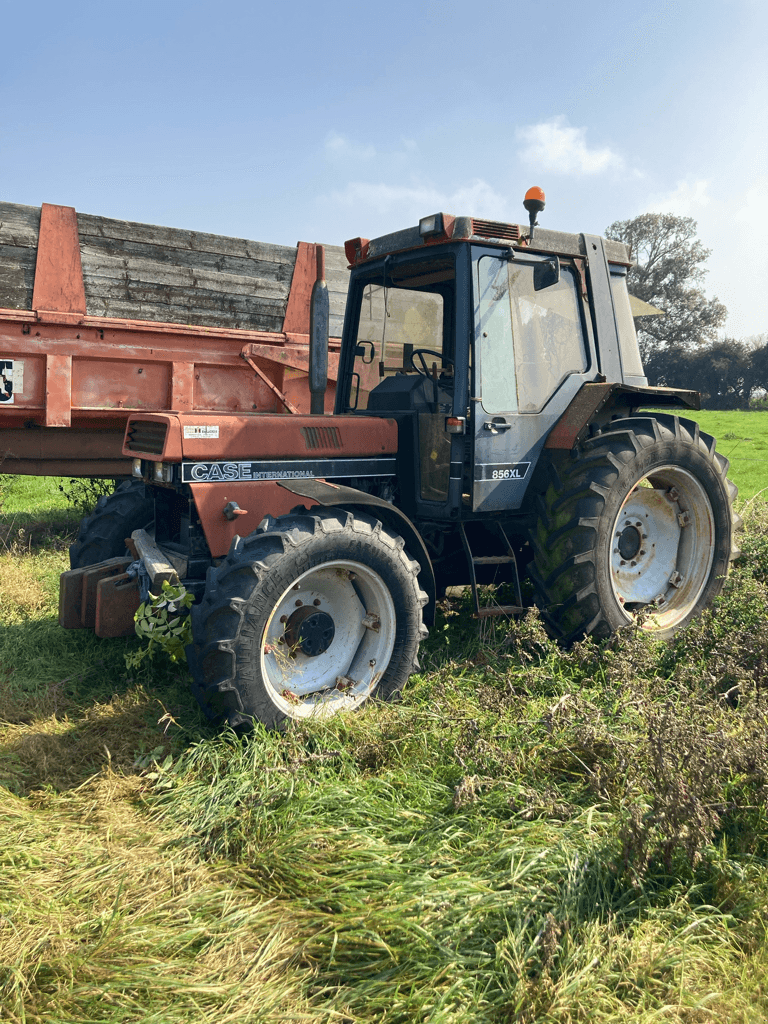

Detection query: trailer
xmin=0 ymin=201 xmax=351 ymax=477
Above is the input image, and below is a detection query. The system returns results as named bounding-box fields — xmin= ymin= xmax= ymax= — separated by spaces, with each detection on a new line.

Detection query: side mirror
xmin=534 ymin=256 xmax=560 ymax=291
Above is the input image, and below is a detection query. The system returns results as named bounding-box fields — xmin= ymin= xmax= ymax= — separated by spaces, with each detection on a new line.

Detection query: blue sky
xmin=2 ymin=0 xmax=766 ymax=336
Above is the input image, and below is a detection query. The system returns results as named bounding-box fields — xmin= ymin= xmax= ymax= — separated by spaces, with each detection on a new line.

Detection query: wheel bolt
xmin=295 ymin=599 xmax=302 ymax=607
xmin=369 ymin=659 xmax=376 ymax=667
xmin=313 ymin=599 xmax=321 ymax=606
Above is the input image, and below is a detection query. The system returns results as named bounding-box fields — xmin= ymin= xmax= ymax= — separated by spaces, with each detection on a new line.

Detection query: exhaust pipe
xmin=309 ymin=245 xmax=329 ymax=415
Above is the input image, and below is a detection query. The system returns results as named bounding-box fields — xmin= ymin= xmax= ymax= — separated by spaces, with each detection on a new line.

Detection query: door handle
xmin=483 ymin=417 xmax=512 ymax=433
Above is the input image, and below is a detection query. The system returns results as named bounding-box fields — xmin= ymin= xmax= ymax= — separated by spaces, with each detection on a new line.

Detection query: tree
xmin=605 ymin=213 xmax=727 ymax=356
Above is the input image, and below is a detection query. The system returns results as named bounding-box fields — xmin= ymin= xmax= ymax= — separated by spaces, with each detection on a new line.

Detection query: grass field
xmin=679 ymin=409 xmax=768 ymax=504
xmin=1 ymin=413 xmax=768 ymax=1022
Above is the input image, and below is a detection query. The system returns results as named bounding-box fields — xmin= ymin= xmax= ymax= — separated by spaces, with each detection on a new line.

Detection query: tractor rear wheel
xmin=530 ymin=414 xmax=741 ymax=643
xmin=187 ymin=507 xmax=428 ymax=730
xmin=69 ymin=480 xmax=154 ymax=569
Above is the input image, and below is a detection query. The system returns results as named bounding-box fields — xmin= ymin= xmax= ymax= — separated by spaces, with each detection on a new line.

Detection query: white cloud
xmin=324 ymin=132 xmax=376 ymax=162
xmin=326 ymin=178 xmax=510 ymax=219
xmin=516 ymin=116 xmax=624 ymax=176
xmin=644 ymin=178 xmax=711 ymax=216
xmin=735 ymin=175 xmax=768 ymax=227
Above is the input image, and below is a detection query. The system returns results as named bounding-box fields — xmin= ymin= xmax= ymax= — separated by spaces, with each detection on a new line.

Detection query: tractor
xmin=62 ymin=189 xmax=740 ymax=729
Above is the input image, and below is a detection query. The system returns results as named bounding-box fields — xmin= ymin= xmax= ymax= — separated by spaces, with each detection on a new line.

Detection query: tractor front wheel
xmin=187 ymin=507 xmax=428 ymax=729
xmin=530 ymin=414 xmax=741 ymax=643
xmin=69 ymin=480 xmax=154 ymax=569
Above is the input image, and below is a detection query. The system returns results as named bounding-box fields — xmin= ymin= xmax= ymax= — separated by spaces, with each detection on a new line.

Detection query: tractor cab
xmin=337 ymin=199 xmax=645 ymax=520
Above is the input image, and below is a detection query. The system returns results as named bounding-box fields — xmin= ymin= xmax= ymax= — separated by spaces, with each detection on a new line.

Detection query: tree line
xmin=605 ymin=214 xmax=766 ymax=409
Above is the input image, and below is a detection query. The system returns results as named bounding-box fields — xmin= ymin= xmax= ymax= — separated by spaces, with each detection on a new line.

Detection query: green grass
xmin=2 ymin=430 xmax=768 ymax=1021
xmin=3 ymin=562 xmax=768 ymax=1021
xmin=662 ymin=409 xmax=768 ymax=503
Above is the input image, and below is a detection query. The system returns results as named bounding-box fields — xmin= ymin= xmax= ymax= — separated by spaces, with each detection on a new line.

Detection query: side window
xmin=510 ymin=263 xmax=587 ymax=412
xmin=476 ymin=256 xmax=517 ymax=413
xmin=478 ymin=259 xmax=587 ymax=414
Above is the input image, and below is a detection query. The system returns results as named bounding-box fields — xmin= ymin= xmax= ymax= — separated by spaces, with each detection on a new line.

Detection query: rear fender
xmin=544 ymin=382 xmax=700 ymax=451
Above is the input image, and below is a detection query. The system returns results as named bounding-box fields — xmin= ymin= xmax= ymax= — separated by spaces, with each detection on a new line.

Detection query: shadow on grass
xmin=0 ymin=614 xmax=210 ymax=796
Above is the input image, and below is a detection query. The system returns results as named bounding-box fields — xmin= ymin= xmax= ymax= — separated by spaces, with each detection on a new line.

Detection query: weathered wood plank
xmin=80 ymin=254 xmax=293 ymax=302
xmin=82 ymin=292 xmax=286 ymax=332
xmin=77 ymin=212 xmax=298 ymax=263
xmin=325 ymin=246 xmax=350 ymax=336
xmin=0 ymin=244 xmax=37 ymax=309
xmin=0 ymin=203 xmax=40 ymax=248
xmin=78 ymin=230 xmax=298 ymax=275
xmin=79 ymin=242 xmax=296 ymax=296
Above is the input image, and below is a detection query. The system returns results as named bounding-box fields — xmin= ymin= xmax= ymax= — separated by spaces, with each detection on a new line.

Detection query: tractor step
xmin=458 ymin=521 xmax=523 ymax=616
xmin=474 ymin=604 xmax=526 ymax=619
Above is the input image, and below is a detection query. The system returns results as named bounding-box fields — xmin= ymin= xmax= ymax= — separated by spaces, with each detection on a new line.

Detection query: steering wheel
xmin=409 ymin=349 xmax=455 ymax=380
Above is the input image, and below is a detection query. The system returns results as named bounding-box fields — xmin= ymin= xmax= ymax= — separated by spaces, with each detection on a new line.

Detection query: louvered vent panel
xmin=300 ymin=425 xmax=342 ymax=450
xmin=126 ymin=421 xmax=168 ymax=456
xmin=471 ymin=219 xmax=520 ymax=241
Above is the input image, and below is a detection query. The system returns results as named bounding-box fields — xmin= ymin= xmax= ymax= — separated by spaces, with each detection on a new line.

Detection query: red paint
xmin=32 ymin=204 xmax=87 ymax=315
xmin=283 ymin=241 xmax=318 ymax=335
xmin=95 ymin=573 xmax=141 ymax=638
xmin=241 ymin=343 xmax=341 ymax=381
xmin=122 ymin=411 xmax=398 ymax=461
xmin=190 ymin=480 xmax=303 ymax=556
xmin=344 ymin=237 xmax=370 ymax=266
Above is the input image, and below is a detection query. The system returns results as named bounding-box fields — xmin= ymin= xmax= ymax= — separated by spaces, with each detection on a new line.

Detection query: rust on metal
xmin=80 ymin=558 xmax=134 ymax=628
xmin=241 ymin=351 xmax=300 ymax=414
xmin=45 ymin=353 xmax=72 ymax=427
xmin=31 ymin=204 xmax=87 ymax=315
xmin=95 ymin=572 xmax=140 ymax=638
xmin=190 ymin=480 xmax=301 ymax=557
xmin=58 ymin=557 xmax=133 ymax=630
xmin=545 ymin=382 xmax=614 ymax=449
xmin=241 ymin=343 xmax=340 ymax=381
xmin=123 ymin=411 xmax=397 ymax=462
xmin=545 ymin=382 xmax=701 ymax=450
xmin=283 ymin=241 xmax=318 ymax=335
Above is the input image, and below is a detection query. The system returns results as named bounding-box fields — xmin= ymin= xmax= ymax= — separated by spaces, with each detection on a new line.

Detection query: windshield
xmin=346 ymin=257 xmax=455 ymax=411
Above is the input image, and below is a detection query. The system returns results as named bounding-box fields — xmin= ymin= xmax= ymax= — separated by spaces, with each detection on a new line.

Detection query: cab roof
xmin=344 ymin=216 xmax=631 ymax=268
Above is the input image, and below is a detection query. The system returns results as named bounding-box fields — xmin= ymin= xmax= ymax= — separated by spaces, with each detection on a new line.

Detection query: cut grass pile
xmin=1 ymin=430 xmax=768 ymax=1021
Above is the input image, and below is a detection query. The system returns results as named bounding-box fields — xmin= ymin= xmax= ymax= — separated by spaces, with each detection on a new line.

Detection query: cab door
xmin=471 ymin=249 xmax=596 ymax=512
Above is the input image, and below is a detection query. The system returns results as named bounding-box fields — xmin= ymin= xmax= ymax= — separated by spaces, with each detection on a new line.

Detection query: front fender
xmin=277 ymin=479 xmax=436 ymax=626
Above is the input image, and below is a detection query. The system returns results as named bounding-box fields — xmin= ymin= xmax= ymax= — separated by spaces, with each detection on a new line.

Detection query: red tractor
xmin=61 ymin=191 xmax=740 ymax=729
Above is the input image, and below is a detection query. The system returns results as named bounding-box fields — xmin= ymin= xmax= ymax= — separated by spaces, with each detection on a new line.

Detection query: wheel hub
xmin=284 ymin=606 xmax=335 ymax=657
xmin=617 ymin=523 xmax=642 ymax=561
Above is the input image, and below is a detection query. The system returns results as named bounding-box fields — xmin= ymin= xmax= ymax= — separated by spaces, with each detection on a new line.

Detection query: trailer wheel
xmin=69 ymin=480 xmax=154 ymax=569
xmin=187 ymin=508 xmax=429 ymax=730
xmin=530 ymin=414 xmax=741 ymax=643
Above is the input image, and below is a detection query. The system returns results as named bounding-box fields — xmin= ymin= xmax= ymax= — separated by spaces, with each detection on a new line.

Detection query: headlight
xmin=153 ymin=462 xmax=173 ymax=483
xmin=132 ymin=458 xmax=143 ymax=479
xmin=419 ymin=213 xmax=445 ymax=238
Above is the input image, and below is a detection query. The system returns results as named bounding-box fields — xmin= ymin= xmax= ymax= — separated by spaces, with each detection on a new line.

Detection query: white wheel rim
xmin=259 ymin=559 xmax=397 ymax=719
xmin=610 ymin=465 xmax=715 ymax=632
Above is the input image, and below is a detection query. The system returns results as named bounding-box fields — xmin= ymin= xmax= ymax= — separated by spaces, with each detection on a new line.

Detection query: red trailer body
xmin=0 ymin=202 xmax=350 ymax=476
